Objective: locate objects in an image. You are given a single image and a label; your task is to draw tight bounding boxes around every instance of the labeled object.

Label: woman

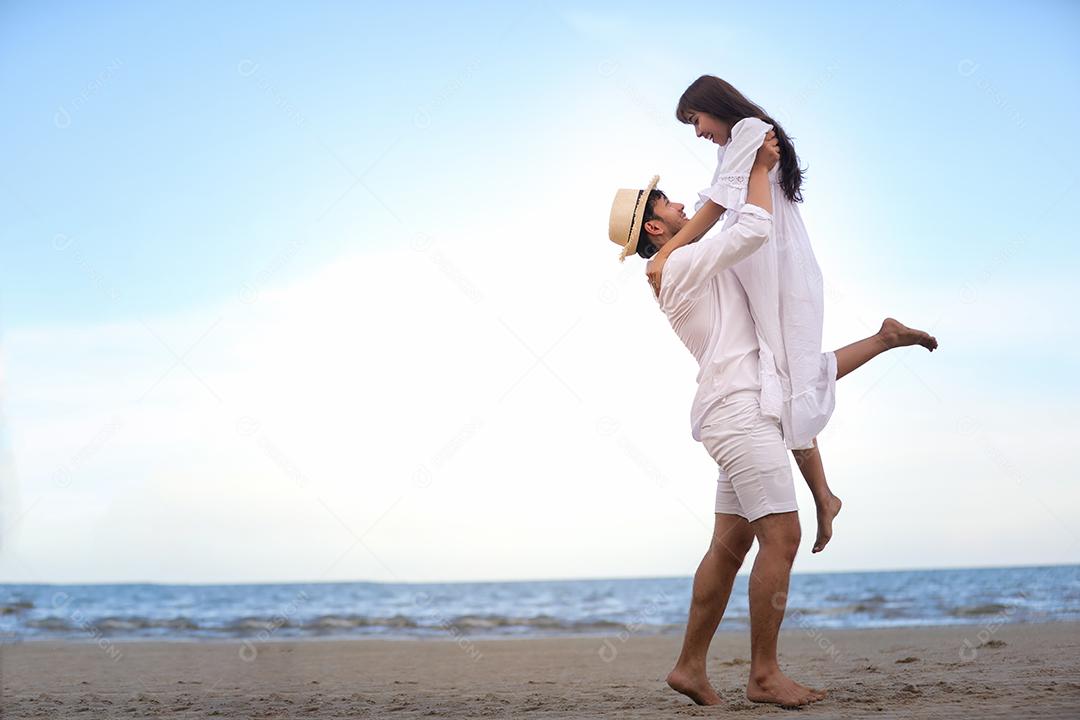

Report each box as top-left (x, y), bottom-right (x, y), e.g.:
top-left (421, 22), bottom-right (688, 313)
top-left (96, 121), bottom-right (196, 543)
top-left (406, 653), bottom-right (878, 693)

top-left (644, 75), bottom-right (939, 552)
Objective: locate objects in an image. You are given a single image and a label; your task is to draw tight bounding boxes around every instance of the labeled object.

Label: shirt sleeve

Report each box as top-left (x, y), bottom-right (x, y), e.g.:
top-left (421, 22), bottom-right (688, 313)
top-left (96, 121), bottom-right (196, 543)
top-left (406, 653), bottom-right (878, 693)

top-left (696, 117), bottom-right (773, 212)
top-left (661, 203), bottom-right (773, 303)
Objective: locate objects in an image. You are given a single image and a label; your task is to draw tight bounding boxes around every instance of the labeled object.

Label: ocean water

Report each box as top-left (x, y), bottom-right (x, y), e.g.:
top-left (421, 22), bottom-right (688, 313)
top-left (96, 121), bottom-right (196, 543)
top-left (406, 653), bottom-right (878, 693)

top-left (1, 565), bottom-right (1077, 642)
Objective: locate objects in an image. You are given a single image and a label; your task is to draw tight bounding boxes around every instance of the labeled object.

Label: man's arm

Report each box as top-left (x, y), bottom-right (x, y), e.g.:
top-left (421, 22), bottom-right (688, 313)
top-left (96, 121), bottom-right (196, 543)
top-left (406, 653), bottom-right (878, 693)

top-left (647, 130), bottom-right (778, 293)
top-left (647, 140), bottom-right (778, 299)
top-left (652, 126), bottom-right (776, 262)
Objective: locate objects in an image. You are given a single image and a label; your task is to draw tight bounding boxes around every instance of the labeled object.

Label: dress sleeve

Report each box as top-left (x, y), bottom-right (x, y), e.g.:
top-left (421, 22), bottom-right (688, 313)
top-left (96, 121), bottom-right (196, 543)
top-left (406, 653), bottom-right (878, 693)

top-left (696, 117), bottom-right (773, 212)
top-left (661, 203), bottom-right (773, 302)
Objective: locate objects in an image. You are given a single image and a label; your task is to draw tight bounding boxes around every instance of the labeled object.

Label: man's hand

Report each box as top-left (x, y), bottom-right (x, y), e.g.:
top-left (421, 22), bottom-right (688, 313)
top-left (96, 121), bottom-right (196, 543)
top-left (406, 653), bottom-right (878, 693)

top-left (755, 130), bottom-right (780, 170)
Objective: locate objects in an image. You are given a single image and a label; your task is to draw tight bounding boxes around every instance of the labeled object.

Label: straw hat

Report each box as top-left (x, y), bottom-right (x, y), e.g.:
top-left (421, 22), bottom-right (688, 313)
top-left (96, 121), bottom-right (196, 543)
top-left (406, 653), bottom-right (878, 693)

top-left (608, 175), bottom-right (659, 262)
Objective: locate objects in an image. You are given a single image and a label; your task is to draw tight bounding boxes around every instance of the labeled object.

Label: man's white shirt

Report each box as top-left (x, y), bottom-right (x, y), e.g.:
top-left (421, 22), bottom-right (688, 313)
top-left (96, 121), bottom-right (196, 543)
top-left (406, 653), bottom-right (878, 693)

top-left (654, 203), bottom-right (773, 442)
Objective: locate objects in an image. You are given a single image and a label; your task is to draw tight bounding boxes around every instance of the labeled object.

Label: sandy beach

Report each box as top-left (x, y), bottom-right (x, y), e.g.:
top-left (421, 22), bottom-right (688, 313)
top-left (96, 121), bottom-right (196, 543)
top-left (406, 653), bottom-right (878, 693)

top-left (2, 621), bottom-right (1078, 718)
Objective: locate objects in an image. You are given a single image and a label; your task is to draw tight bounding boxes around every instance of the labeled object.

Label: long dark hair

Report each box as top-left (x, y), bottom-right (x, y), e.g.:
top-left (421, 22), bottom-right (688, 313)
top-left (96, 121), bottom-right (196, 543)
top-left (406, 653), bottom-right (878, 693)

top-left (676, 75), bottom-right (805, 204)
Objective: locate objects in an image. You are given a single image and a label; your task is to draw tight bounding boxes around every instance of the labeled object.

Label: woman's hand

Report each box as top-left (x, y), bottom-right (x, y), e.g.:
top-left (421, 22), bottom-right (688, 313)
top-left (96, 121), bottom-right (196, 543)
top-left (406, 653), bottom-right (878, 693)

top-left (646, 255), bottom-right (665, 299)
top-left (754, 130), bottom-right (780, 170)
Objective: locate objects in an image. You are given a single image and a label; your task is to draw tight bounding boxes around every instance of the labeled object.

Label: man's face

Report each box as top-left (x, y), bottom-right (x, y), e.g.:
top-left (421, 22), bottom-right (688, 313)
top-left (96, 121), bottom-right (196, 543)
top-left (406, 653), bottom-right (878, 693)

top-left (646, 195), bottom-right (688, 243)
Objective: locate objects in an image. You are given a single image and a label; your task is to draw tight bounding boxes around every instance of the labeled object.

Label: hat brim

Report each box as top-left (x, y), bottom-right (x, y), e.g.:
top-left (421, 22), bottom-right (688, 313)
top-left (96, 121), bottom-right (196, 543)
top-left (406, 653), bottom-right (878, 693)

top-left (617, 175), bottom-right (660, 262)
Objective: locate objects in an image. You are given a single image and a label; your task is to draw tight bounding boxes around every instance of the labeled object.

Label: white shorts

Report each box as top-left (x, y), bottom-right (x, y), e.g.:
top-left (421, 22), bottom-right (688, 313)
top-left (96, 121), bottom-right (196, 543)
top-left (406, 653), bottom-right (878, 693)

top-left (699, 389), bottom-right (798, 523)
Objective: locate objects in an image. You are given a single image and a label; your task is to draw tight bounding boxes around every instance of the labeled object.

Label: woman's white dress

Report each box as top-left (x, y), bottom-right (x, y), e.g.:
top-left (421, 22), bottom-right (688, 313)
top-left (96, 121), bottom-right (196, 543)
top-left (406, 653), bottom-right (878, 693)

top-left (694, 117), bottom-right (836, 451)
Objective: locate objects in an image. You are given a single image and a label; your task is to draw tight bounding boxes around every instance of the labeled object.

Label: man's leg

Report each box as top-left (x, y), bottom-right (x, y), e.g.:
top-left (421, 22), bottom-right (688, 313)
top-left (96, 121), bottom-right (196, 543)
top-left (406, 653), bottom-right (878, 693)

top-left (745, 510), bottom-right (825, 707)
top-left (666, 512), bottom-right (755, 706)
top-left (834, 318), bottom-right (937, 381)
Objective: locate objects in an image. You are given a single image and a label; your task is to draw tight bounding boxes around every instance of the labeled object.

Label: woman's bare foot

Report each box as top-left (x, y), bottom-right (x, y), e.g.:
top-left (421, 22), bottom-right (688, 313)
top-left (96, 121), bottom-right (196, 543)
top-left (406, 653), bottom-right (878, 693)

top-left (746, 670), bottom-right (826, 708)
top-left (812, 494), bottom-right (842, 553)
top-left (666, 665), bottom-right (723, 705)
top-left (879, 317), bottom-right (938, 351)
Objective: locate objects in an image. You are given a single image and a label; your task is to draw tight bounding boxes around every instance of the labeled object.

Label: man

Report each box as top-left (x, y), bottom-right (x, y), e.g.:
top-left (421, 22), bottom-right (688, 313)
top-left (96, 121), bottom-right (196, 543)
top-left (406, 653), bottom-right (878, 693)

top-left (606, 135), bottom-right (826, 708)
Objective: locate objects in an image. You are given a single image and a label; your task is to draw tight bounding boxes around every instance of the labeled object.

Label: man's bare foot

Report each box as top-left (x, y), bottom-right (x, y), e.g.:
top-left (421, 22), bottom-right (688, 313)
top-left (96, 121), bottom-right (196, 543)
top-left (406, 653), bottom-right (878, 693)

top-left (747, 670), bottom-right (826, 708)
top-left (666, 666), bottom-right (723, 705)
top-left (812, 494), bottom-right (842, 553)
top-left (879, 317), bottom-right (938, 351)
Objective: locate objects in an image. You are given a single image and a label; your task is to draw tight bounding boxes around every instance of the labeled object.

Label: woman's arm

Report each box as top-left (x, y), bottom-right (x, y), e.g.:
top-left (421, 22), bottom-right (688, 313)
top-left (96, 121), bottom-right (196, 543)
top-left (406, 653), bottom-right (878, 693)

top-left (647, 133), bottom-right (778, 293)
top-left (647, 140), bottom-right (779, 299)
top-left (745, 146), bottom-right (774, 214)
top-left (650, 125), bottom-right (777, 265)
top-left (659, 199), bottom-right (725, 256)
top-left (645, 200), bottom-right (725, 295)
top-left (649, 197), bottom-right (772, 301)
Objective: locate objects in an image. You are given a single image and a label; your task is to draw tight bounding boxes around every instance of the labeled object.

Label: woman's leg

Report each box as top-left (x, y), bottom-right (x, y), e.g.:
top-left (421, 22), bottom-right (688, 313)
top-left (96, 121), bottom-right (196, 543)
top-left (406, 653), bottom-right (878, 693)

top-left (834, 318), bottom-right (937, 381)
top-left (795, 319), bottom-right (935, 553)
top-left (791, 439), bottom-right (841, 553)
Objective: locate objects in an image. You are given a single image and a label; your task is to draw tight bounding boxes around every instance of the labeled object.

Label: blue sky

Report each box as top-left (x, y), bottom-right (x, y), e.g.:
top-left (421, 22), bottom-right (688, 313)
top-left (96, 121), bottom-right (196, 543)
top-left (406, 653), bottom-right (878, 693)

top-left (1, 0), bottom-right (1077, 583)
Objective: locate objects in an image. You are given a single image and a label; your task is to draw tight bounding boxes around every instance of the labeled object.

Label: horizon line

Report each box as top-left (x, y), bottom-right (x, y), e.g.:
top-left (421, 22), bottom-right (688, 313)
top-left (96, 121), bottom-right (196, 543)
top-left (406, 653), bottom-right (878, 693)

top-left (2, 561), bottom-right (1075, 588)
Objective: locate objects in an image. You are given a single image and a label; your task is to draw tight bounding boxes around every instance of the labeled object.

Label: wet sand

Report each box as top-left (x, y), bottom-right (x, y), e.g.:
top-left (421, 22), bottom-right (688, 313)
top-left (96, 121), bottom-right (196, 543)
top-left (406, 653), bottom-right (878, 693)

top-left (2, 621), bottom-right (1079, 718)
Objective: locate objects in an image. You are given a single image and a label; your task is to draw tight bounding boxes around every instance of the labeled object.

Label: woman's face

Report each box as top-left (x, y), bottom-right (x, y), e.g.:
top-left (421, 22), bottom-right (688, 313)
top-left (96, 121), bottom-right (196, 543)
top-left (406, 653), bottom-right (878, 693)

top-left (688, 111), bottom-right (731, 145)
